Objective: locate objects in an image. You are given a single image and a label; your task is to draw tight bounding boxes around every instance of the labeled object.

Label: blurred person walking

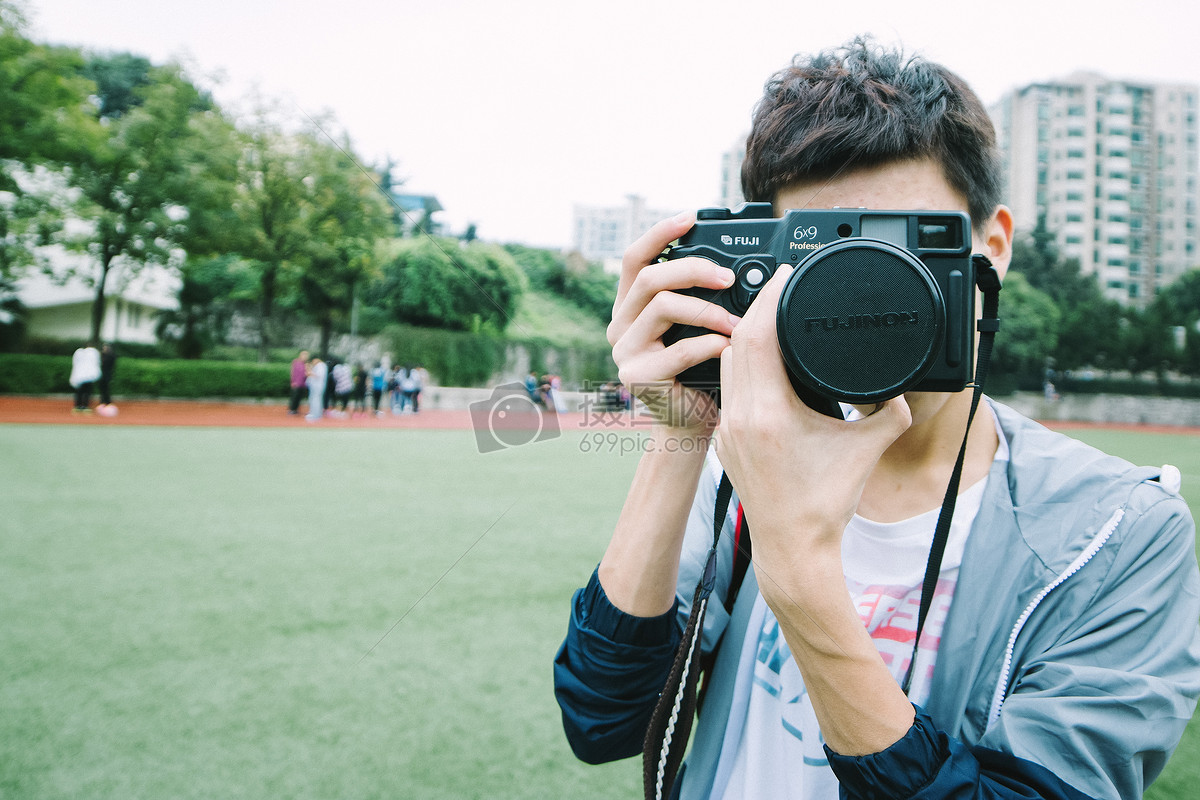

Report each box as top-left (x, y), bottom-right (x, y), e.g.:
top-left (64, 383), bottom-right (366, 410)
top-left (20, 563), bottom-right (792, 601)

top-left (97, 343), bottom-right (118, 412)
top-left (305, 356), bottom-right (327, 422)
top-left (288, 350), bottom-right (309, 415)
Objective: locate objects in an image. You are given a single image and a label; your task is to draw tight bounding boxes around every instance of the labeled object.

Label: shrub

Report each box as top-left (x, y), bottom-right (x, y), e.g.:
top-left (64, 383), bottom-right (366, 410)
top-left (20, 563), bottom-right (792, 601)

top-left (0, 354), bottom-right (288, 399)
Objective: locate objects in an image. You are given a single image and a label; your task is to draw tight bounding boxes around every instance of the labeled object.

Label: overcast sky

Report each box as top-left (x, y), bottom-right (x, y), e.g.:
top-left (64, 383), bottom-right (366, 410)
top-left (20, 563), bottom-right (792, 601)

top-left (22, 0), bottom-right (1200, 249)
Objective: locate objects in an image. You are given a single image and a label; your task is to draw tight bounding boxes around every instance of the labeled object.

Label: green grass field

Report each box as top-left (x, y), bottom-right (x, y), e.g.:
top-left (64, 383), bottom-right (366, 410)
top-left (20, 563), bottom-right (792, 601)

top-left (0, 422), bottom-right (1197, 799)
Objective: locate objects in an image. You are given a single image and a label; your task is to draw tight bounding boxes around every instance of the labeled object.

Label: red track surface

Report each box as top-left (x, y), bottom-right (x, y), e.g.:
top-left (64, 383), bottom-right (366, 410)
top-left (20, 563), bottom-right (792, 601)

top-left (0, 395), bottom-right (616, 432)
top-left (1, 395), bottom-right (1198, 435)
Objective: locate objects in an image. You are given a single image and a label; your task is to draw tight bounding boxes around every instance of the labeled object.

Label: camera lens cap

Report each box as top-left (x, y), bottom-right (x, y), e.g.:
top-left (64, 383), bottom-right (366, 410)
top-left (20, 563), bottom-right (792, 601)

top-left (775, 240), bottom-right (945, 404)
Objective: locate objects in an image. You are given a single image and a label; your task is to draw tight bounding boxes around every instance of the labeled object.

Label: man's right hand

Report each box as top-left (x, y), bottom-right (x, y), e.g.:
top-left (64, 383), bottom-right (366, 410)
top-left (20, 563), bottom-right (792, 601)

top-left (607, 211), bottom-right (739, 433)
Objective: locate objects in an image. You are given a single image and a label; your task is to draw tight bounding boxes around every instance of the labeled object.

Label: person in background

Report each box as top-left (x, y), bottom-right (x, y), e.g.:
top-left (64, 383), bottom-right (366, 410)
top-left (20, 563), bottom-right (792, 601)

top-left (69, 341), bottom-right (102, 413)
top-left (351, 362), bottom-right (368, 417)
top-left (288, 349), bottom-right (310, 415)
top-left (96, 343), bottom-right (117, 412)
top-left (370, 362), bottom-right (386, 417)
top-left (331, 359), bottom-right (353, 416)
top-left (305, 356), bottom-right (327, 422)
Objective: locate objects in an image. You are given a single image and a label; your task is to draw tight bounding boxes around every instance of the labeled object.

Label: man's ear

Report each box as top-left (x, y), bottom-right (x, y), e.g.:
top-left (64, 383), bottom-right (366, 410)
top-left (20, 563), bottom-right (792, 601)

top-left (983, 205), bottom-right (1014, 281)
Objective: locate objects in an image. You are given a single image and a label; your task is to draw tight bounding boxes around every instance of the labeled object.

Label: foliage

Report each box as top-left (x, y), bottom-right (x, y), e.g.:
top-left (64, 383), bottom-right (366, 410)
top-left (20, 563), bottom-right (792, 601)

top-left (505, 243), bottom-right (617, 322)
top-left (367, 238), bottom-right (526, 333)
top-left (1002, 216), bottom-right (1200, 379)
top-left (0, 5), bottom-right (95, 277)
top-left (81, 50), bottom-right (153, 118)
top-left (0, 5), bottom-right (95, 172)
top-left (0, 17), bottom-right (621, 375)
top-left (221, 109), bottom-right (315, 359)
top-left (380, 323), bottom-right (507, 387)
top-left (290, 129), bottom-right (393, 358)
top-left (990, 271), bottom-right (1059, 383)
top-left (0, 352), bottom-right (287, 397)
top-left (156, 254), bottom-right (258, 358)
top-left (63, 59), bottom-right (216, 342)
top-left (1147, 269), bottom-right (1200, 376)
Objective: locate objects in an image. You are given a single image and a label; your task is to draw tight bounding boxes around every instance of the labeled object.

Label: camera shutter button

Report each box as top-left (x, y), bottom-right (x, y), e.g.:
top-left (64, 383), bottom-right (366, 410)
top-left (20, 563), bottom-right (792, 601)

top-left (731, 263), bottom-right (768, 313)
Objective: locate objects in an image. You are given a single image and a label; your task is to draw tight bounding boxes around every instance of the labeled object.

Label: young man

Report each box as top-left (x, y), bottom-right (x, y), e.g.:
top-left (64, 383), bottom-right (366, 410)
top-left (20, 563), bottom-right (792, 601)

top-left (553, 39), bottom-right (1200, 800)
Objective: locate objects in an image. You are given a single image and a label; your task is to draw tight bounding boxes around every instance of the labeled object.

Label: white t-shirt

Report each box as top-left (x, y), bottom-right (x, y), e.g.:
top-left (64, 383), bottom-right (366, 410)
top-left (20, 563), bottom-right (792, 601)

top-left (714, 417), bottom-right (1009, 800)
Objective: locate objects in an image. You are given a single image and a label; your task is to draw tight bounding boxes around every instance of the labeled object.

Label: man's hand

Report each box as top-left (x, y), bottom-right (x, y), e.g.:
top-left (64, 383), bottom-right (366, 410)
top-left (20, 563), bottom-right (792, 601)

top-left (607, 211), bottom-right (739, 434)
top-left (715, 264), bottom-right (911, 564)
top-left (714, 264), bottom-right (916, 756)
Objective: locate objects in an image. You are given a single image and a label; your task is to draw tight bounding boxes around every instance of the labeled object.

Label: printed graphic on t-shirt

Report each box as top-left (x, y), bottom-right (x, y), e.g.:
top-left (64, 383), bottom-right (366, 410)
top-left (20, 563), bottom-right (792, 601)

top-left (849, 576), bottom-right (957, 697)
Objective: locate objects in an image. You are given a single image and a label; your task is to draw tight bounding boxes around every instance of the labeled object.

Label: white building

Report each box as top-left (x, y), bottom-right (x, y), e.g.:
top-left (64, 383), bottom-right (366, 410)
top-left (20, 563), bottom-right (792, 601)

top-left (719, 134), bottom-right (748, 210)
top-left (991, 73), bottom-right (1198, 306)
top-left (572, 194), bottom-right (674, 268)
top-left (14, 251), bottom-right (180, 345)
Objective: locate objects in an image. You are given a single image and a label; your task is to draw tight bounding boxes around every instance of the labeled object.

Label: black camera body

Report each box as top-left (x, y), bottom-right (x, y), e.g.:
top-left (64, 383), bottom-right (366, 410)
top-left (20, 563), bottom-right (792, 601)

top-left (662, 203), bottom-right (979, 413)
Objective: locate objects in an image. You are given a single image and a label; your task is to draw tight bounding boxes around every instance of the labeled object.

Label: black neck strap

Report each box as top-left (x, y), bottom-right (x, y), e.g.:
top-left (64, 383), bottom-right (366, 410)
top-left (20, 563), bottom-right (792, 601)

top-left (901, 254), bottom-right (1001, 693)
top-left (643, 256), bottom-right (1001, 798)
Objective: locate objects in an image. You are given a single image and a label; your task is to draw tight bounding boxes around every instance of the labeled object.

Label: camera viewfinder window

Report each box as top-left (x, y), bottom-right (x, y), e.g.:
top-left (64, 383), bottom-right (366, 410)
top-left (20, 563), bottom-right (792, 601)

top-left (917, 218), bottom-right (962, 249)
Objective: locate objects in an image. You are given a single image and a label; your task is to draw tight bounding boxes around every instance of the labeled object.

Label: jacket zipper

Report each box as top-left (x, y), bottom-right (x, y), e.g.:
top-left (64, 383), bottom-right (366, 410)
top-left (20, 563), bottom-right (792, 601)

top-left (987, 507), bottom-right (1126, 724)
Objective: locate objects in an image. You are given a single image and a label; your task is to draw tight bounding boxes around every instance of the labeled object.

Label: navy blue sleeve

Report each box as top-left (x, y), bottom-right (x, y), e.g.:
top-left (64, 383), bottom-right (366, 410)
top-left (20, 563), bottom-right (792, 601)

top-left (825, 708), bottom-right (1096, 800)
top-left (553, 568), bottom-right (682, 764)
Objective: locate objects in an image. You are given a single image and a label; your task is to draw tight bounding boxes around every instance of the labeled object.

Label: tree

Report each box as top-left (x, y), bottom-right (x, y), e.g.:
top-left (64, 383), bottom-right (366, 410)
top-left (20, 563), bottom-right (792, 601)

top-left (155, 254), bottom-right (255, 358)
top-left (224, 110), bottom-right (313, 361)
top-left (1009, 215), bottom-right (1115, 372)
top-left (991, 271), bottom-right (1060, 386)
top-left (368, 237), bottom-right (525, 332)
top-left (82, 51), bottom-right (152, 118)
top-left (65, 59), bottom-right (212, 342)
top-left (0, 4), bottom-right (96, 279)
top-left (291, 131), bottom-right (392, 358)
top-left (1147, 268), bottom-right (1200, 377)
top-left (504, 243), bottom-right (617, 321)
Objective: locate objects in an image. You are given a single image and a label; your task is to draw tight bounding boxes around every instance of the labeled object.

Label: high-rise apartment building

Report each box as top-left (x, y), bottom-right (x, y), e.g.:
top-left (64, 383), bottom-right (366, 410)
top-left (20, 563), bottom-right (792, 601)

top-left (573, 194), bottom-right (674, 265)
top-left (991, 73), bottom-right (1198, 306)
top-left (719, 135), bottom-right (747, 210)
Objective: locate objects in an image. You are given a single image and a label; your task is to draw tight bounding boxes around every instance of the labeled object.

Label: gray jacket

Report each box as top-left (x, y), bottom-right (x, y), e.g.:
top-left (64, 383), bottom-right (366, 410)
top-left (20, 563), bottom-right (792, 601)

top-left (676, 400), bottom-right (1200, 800)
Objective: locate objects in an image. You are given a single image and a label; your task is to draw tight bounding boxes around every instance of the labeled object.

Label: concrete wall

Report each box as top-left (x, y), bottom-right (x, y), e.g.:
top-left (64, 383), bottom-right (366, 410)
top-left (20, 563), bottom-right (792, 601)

top-left (999, 391), bottom-right (1200, 428)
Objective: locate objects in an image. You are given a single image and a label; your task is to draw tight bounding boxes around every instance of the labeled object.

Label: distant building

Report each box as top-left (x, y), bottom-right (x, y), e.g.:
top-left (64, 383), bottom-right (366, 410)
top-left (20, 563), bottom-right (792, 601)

top-left (573, 194), bottom-right (673, 266)
top-left (991, 73), bottom-right (1198, 306)
top-left (15, 253), bottom-right (179, 345)
top-left (719, 134), bottom-right (748, 210)
top-left (390, 193), bottom-right (444, 235)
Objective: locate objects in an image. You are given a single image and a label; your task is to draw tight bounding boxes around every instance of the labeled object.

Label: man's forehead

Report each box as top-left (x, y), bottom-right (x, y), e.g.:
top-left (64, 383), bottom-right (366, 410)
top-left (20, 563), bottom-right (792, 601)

top-left (774, 159), bottom-right (968, 213)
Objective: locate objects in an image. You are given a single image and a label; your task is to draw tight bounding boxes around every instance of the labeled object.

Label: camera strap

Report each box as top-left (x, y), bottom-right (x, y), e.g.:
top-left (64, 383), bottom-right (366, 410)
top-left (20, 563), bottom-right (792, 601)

top-left (900, 253), bottom-right (1001, 693)
top-left (643, 471), bottom-right (733, 800)
top-left (643, 255), bottom-right (1001, 799)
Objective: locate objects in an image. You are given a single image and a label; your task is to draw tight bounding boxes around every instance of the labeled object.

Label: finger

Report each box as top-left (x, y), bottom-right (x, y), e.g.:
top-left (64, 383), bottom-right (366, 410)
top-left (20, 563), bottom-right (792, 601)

top-left (617, 332), bottom-right (732, 388)
top-left (609, 259), bottom-right (735, 346)
top-left (728, 265), bottom-right (794, 394)
top-left (613, 292), bottom-right (739, 385)
top-left (860, 394), bottom-right (913, 438)
top-left (618, 288), bottom-right (740, 348)
top-left (738, 263), bottom-right (793, 329)
top-left (614, 211), bottom-right (697, 307)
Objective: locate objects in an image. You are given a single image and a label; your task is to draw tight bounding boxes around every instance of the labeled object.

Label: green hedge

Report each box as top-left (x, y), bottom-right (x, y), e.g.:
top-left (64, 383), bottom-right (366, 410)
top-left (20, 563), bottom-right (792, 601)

top-left (0, 354), bottom-right (289, 399)
top-left (379, 323), bottom-right (614, 388)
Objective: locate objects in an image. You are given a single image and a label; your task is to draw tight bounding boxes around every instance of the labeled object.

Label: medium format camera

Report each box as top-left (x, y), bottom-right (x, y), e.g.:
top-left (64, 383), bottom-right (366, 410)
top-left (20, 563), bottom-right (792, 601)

top-left (662, 203), bottom-right (983, 415)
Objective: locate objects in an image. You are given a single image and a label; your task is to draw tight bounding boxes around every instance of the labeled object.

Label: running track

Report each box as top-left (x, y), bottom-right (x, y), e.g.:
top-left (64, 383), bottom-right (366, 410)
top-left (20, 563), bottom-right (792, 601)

top-left (1, 395), bottom-right (1198, 436)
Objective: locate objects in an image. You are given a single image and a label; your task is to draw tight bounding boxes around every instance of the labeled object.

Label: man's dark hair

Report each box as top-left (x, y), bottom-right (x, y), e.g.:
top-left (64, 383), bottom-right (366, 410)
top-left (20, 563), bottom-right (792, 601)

top-left (741, 37), bottom-right (1002, 226)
